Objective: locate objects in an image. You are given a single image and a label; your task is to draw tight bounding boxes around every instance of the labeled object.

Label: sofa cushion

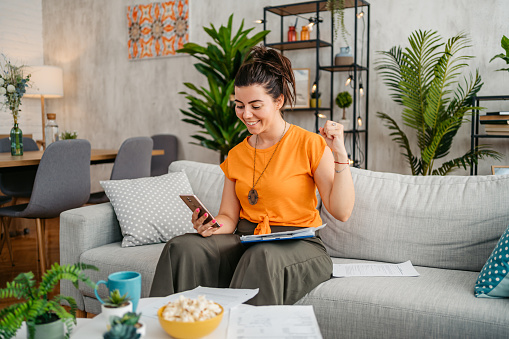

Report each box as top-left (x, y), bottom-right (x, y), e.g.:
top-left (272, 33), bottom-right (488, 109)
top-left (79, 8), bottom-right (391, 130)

top-left (297, 258), bottom-right (509, 339)
top-left (475, 224), bottom-right (509, 298)
top-left (80, 242), bottom-right (166, 303)
top-left (169, 160), bottom-right (225, 216)
top-left (321, 168), bottom-right (509, 271)
top-left (101, 172), bottom-right (194, 247)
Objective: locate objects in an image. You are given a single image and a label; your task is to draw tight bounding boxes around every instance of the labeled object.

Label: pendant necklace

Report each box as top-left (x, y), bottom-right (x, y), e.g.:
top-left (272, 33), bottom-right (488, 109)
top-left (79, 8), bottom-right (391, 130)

top-left (248, 121), bottom-right (287, 205)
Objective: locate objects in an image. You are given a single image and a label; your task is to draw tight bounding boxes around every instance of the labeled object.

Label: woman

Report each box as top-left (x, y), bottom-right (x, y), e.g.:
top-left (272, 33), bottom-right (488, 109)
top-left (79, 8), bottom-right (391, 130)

top-left (150, 46), bottom-right (355, 305)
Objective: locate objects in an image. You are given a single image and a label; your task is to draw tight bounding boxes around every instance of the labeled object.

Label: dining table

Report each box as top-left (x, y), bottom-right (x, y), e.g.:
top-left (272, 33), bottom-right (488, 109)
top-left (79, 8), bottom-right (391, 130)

top-left (0, 149), bottom-right (164, 171)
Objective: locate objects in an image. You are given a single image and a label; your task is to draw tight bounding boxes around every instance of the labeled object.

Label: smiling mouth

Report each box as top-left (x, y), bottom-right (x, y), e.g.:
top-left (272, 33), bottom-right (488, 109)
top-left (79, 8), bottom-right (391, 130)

top-left (245, 121), bottom-right (260, 126)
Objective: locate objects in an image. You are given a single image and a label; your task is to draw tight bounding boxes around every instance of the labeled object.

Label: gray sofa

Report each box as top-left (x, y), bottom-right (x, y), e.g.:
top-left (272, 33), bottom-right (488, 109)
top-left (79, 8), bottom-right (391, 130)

top-left (61, 160), bottom-right (509, 338)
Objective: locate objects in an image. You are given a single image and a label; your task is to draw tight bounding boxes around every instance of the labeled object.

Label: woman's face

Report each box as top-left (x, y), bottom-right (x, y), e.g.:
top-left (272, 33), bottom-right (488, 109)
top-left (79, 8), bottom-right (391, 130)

top-left (234, 85), bottom-right (283, 135)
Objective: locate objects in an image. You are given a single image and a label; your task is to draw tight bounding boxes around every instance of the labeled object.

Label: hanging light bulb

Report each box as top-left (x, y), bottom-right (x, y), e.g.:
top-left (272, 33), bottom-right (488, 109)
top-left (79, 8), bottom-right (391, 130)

top-left (345, 75), bottom-right (353, 87)
top-left (253, 19), bottom-right (265, 24)
top-left (356, 11), bottom-right (364, 19)
top-left (359, 84), bottom-right (364, 96)
top-left (311, 82), bottom-right (317, 94)
top-left (317, 113), bottom-right (327, 118)
top-left (357, 116), bottom-right (363, 127)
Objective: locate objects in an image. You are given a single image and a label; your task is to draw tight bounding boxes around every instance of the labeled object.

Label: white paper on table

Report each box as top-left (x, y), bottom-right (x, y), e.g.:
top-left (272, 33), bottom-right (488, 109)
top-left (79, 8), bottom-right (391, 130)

top-left (227, 304), bottom-right (322, 339)
top-left (138, 286), bottom-right (259, 319)
top-left (333, 260), bottom-right (420, 277)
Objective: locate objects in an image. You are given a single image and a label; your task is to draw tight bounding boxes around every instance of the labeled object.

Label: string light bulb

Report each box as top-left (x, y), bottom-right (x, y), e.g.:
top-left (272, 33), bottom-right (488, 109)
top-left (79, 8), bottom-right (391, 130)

top-left (345, 75), bottom-right (353, 87)
top-left (356, 11), bottom-right (364, 19)
top-left (359, 84), bottom-right (364, 96)
top-left (357, 116), bottom-right (363, 127)
top-left (317, 113), bottom-right (327, 118)
top-left (253, 19), bottom-right (265, 24)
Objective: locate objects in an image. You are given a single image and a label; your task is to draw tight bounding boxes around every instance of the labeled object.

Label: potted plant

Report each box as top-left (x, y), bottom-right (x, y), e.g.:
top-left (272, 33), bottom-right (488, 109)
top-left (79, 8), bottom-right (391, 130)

top-left (326, 0), bottom-right (349, 44)
top-left (335, 91), bottom-right (352, 130)
top-left (490, 35), bottom-right (509, 72)
top-left (0, 262), bottom-right (98, 339)
top-left (310, 82), bottom-right (321, 108)
top-left (60, 130), bottom-right (78, 140)
top-left (105, 312), bottom-right (145, 338)
top-left (376, 30), bottom-right (501, 175)
top-left (100, 289), bottom-right (133, 325)
top-left (177, 14), bottom-right (269, 162)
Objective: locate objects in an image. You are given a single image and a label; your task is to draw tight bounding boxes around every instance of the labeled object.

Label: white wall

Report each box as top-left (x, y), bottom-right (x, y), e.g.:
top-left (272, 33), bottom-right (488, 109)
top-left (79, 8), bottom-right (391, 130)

top-left (3, 0), bottom-right (508, 187)
top-left (0, 0), bottom-right (45, 140)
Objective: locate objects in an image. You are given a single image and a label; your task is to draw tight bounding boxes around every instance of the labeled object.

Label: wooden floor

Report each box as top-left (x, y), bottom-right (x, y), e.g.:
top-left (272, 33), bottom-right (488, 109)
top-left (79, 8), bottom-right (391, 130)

top-left (0, 215), bottom-right (61, 311)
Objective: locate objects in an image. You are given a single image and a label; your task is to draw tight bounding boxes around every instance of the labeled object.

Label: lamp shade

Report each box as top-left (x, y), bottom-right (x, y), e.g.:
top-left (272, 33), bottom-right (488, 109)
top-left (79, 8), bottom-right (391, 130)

top-left (25, 66), bottom-right (63, 98)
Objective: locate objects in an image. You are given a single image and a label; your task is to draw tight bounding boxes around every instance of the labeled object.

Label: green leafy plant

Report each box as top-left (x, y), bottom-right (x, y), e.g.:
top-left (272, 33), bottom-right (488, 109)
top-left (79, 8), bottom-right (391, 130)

top-left (178, 14), bottom-right (270, 162)
top-left (490, 35), bottom-right (509, 72)
top-left (0, 262), bottom-right (98, 339)
top-left (60, 130), bottom-right (78, 140)
top-left (335, 91), bottom-right (352, 120)
top-left (376, 30), bottom-right (502, 175)
top-left (104, 289), bottom-right (131, 308)
top-left (103, 323), bottom-right (140, 339)
top-left (109, 312), bottom-right (141, 327)
top-left (0, 54), bottom-right (31, 124)
top-left (326, 0), bottom-right (349, 44)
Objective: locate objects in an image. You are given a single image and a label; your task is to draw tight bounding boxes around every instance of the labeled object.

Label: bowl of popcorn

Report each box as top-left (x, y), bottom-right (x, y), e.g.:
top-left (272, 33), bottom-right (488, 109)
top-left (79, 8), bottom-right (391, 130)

top-left (157, 295), bottom-right (224, 339)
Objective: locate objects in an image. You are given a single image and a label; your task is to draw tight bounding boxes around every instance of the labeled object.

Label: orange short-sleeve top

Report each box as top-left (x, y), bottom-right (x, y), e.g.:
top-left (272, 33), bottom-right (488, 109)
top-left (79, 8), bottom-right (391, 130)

top-left (220, 124), bottom-right (326, 234)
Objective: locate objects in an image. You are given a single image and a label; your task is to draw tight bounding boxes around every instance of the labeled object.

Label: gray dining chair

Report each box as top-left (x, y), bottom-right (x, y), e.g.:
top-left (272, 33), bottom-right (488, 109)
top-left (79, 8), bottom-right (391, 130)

top-left (0, 139), bottom-right (91, 273)
top-left (87, 137), bottom-right (153, 204)
top-left (150, 134), bottom-right (178, 176)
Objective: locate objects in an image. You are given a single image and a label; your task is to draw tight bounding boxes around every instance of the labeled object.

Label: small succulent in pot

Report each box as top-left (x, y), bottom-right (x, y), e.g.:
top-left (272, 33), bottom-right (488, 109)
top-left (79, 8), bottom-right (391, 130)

top-left (106, 312), bottom-right (145, 338)
top-left (104, 289), bottom-right (131, 308)
top-left (103, 323), bottom-right (140, 339)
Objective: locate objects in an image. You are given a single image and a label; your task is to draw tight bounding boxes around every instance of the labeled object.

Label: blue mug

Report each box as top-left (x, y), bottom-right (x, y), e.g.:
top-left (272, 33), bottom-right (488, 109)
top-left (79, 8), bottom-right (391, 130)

top-left (94, 271), bottom-right (142, 312)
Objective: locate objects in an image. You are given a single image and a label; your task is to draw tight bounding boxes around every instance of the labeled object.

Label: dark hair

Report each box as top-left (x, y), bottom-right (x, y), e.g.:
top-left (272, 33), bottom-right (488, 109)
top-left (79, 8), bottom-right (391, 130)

top-left (235, 45), bottom-right (296, 109)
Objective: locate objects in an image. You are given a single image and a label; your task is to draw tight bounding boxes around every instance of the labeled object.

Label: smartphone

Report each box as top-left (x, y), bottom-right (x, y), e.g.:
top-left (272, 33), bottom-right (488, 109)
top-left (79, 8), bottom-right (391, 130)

top-left (179, 194), bottom-right (220, 228)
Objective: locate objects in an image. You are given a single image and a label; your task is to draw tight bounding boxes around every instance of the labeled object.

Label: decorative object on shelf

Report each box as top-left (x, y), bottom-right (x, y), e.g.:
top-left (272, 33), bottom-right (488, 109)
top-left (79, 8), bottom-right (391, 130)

top-left (310, 82), bottom-right (321, 107)
top-left (288, 25), bottom-right (297, 41)
top-left (127, 0), bottom-right (189, 60)
top-left (326, 0), bottom-right (349, 44)
top-left (0, 262), bottom-right (98, 339)
top-left (178, 14), bottom-right (269, 163)
top-left (336, 91), bottom-right (352, 129)
top-left (376, 30), bottom-right (501, 175)
top-left (106, 312), bottom-right (145, 338)
top-left (45, 113), bottom-right (59, 147)
top-left (61, 130), bottom-right (78, 140)
top-left (490, 35), bottom-right (509, 72)
top-left (301, 25), bottom-right (310, 40)
top-left (25, 65), bottom-right (63, 149)
top-left (0, 55), bottom-right (31, 156)
top-left (335, 46), bottom-right (353, 66)
top-left (492, 165), bottom-right (509, 175)
top-left (293, 68), bottom-right (311, 108)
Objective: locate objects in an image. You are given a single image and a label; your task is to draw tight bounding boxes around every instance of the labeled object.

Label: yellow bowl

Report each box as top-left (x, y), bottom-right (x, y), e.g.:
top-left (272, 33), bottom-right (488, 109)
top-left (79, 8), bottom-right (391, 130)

top-left (157, 303), bottom-right (224, 339)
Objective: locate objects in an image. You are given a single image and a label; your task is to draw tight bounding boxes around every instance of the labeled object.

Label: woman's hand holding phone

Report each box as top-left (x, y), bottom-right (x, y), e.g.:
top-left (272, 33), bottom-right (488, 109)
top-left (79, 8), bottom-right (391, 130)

top-left (192, 208), bottom-right (222, 237)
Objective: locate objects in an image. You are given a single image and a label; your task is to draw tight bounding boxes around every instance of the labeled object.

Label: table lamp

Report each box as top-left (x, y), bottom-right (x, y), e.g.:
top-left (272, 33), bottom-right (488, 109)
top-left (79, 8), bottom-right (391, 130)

top-left (25, 66), bottom-right (64, 148)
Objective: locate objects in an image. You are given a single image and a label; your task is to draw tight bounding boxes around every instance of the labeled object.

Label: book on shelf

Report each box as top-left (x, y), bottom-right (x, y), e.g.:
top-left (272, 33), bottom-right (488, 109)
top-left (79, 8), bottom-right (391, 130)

top-left (485, 131), bottom-right (509, 135)
top-left (484, 126), bottom-right (509, 132)
top-left (480, 115), bottom-right (509, 121)
top-left (486, 111), bottom-right (509, 116)
top-left (480, 119), bottom-right (509, 125)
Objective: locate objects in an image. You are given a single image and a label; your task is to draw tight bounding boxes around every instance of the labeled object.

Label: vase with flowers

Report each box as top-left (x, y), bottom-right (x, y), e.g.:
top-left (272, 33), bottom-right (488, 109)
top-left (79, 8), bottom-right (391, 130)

top-left (0, 55), bottom-right (31, 155)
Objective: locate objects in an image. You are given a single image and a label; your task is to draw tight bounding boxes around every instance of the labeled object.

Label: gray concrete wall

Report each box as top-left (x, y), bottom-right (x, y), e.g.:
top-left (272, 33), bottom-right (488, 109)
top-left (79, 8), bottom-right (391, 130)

top-left (37, 0), bottom-right (509, 189)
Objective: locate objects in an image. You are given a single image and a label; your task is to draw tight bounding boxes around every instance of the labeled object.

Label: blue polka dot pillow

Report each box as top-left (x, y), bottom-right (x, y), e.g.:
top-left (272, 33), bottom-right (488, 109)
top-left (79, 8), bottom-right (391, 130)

top-left (475, 225), bottom-right (509, 298)
top-left (101, 171), bottom-right (195, 247)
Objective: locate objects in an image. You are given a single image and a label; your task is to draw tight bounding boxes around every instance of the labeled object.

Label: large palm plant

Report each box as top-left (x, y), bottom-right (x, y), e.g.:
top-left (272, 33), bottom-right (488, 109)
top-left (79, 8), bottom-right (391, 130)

top-left (376, 30), bottom-right (501, 175)
top-left (178, 14), bottom-right (269, 162)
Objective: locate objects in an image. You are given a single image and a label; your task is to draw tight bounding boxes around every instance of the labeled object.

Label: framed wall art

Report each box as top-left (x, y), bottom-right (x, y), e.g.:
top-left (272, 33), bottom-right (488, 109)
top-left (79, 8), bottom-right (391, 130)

top-left (127, 0), bottom-right (189, 60)
top-left (292, 68), bottom-right (310, 108)
top-left (492, 165), bottom-right (509, 175)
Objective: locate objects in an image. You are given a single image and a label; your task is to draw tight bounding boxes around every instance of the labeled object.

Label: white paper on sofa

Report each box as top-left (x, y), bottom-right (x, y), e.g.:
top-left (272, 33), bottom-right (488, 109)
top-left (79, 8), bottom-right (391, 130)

top-left (333, 260), bottom-right (420, 277)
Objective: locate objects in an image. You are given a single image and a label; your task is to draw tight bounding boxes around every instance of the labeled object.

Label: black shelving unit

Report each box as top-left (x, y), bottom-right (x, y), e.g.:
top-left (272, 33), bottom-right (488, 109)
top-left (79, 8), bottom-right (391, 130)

top-left (263, 0), bottom-right (370, 168)
top-left (470, 95), bottom-right (509, 175)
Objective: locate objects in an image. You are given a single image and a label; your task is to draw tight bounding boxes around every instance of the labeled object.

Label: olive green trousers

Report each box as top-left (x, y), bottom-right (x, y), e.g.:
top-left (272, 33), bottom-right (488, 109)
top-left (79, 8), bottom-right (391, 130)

top-left (149, 219), bottom-right (332, 305)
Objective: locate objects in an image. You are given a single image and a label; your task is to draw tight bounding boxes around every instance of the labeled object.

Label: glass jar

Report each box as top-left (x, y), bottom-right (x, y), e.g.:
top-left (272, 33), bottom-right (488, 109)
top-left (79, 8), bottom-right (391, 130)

top-left (45, 113), bottom-right (59, 148)
top-left (301, 26), bottom-right (310, 40)
top-left (287, 26), bottom-right (296, 42)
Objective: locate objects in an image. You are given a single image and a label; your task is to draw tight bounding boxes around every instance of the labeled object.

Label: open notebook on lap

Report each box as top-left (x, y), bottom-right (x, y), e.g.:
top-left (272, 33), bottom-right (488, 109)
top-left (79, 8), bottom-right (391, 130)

top-left (240, 224), bottom-right (326, 244)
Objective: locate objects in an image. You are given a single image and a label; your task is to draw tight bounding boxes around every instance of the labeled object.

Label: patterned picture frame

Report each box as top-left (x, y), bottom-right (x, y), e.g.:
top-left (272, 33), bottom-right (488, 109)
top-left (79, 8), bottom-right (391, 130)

top-left (127, 0), bottom-right (189, 60)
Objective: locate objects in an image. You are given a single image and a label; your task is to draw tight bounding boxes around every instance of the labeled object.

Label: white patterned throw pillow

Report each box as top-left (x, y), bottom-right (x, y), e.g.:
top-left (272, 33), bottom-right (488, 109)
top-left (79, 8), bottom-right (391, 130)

top-left (101, 171), bottom-right (195, 247)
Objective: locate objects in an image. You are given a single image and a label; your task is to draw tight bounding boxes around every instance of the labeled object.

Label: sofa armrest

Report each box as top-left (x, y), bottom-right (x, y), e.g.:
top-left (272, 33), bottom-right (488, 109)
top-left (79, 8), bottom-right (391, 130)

top-left (59, 203), bottom-right (122, 310)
